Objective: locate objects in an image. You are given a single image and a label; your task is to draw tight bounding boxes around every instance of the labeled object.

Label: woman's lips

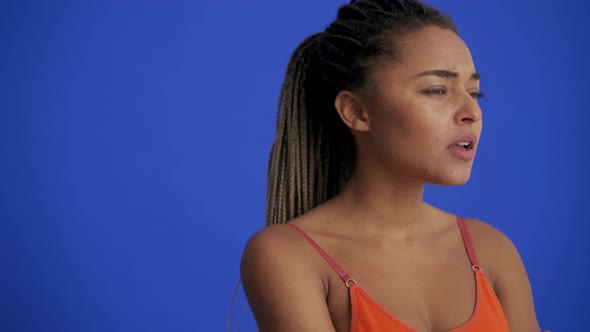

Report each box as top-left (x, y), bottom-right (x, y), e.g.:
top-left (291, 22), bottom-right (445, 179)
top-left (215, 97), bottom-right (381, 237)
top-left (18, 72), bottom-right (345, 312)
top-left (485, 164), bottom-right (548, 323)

top-left (447, 133), bottom-right (478, 161)
top-left (448, 145), bottom-right (476, 161)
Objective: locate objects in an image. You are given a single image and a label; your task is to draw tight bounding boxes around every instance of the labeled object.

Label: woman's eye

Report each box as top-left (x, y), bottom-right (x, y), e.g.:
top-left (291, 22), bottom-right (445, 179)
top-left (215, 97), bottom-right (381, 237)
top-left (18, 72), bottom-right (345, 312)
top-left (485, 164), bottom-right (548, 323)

top-left (424, 89), bottom-right (485, 100)
top-left (470, 91), bottom-right (485, 100)
top-left (425, 89), bottom-right (446, 96)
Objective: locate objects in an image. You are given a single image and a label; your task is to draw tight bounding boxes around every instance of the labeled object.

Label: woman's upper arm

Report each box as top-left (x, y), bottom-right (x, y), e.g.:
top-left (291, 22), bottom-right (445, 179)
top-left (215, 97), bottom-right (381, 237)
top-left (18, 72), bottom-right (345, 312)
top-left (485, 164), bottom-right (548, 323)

top-left (240, 226), bottom-right (337, 332)
top-left (491, 230), bottom-right (541, 332)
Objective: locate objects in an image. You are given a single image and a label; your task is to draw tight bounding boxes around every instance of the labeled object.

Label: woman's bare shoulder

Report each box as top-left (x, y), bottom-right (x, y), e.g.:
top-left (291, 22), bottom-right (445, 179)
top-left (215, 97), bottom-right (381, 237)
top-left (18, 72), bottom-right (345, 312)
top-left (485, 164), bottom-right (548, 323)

top-left (460, 217), bottom-right (521, 284)
top-left (240, 222), bottom-right (336, 331)
top-left (461, 217), bottom-right (541, 330)
top-left (461, 217), bottom-right (511, 247)
top-left (243, 223), bottom-right (300, 249)
top-left (241, 204), bottom-right (335, 269)
top-left (242, 224), bottom-right (314, 264)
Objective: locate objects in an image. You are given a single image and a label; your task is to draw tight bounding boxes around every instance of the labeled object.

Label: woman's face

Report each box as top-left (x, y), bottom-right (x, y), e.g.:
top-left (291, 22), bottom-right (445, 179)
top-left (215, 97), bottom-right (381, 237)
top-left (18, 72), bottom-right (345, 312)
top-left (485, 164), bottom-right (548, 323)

top-left (358, 25), bottom-right (483, 186)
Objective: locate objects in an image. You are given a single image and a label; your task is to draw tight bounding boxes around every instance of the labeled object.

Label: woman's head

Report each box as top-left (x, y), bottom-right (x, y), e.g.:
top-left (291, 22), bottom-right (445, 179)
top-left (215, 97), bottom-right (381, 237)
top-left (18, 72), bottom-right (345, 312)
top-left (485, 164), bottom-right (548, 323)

top-left (266, 0), bottom-right (481, 225)
top-left (336, 25), bottom-right (482, 189)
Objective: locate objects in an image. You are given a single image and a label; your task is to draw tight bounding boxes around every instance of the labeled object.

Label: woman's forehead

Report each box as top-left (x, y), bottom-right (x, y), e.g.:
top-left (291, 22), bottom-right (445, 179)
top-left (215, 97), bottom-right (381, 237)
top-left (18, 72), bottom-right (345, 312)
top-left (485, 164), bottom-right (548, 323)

top-left (381, 26), bottom-right (476, 78)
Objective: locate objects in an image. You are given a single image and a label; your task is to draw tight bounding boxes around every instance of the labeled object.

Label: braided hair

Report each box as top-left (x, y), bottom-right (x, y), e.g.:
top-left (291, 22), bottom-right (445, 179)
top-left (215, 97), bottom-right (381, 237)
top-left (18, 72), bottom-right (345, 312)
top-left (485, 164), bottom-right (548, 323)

top-left (266, 0), bottom-right (457, 226)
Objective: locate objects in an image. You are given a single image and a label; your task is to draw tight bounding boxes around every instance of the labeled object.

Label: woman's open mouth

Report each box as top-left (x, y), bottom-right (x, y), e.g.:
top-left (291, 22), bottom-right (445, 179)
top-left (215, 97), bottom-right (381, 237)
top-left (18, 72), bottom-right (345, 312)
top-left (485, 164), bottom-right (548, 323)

top-left (448, 134), bottom-right (477, 161)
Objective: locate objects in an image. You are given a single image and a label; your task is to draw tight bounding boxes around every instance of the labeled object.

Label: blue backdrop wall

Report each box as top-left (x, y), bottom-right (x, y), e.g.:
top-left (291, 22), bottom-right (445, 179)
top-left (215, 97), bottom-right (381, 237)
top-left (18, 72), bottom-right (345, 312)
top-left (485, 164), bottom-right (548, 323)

top-left (2, 0), bottom-right (589, 331)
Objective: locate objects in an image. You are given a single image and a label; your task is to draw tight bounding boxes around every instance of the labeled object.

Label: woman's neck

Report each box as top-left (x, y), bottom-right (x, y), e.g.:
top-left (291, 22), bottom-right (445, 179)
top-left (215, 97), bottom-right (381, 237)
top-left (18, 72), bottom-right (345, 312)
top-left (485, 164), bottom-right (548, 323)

top-left (331, 168), bottom-right (431, 239)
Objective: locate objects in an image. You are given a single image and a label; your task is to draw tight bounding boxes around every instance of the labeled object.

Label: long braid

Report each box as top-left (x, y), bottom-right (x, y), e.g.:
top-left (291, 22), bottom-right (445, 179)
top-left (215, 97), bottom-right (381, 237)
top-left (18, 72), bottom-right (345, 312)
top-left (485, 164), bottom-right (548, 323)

top-left (266, 34), bottom-right (320, 225)
top-left (265, 0), bottom-right (457, 226)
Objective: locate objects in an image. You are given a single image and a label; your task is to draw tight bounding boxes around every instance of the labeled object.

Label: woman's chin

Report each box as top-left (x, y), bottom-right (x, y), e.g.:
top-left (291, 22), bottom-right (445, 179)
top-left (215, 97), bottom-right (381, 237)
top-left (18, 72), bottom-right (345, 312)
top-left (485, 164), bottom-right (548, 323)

top-left (427, 172), bottom-right (472, 186)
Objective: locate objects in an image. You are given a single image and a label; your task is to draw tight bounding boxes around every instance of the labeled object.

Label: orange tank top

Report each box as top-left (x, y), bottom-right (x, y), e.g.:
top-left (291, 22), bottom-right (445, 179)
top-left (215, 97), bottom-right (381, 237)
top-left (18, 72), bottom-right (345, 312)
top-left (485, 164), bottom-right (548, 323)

top-left (288, 216), bottom-right (510, 332)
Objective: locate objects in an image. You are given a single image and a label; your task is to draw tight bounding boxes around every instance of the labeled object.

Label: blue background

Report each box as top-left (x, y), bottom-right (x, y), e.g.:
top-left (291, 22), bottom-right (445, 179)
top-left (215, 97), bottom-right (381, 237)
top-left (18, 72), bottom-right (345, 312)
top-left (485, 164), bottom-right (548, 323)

top-left (2, 0), bottom-right (588, 331)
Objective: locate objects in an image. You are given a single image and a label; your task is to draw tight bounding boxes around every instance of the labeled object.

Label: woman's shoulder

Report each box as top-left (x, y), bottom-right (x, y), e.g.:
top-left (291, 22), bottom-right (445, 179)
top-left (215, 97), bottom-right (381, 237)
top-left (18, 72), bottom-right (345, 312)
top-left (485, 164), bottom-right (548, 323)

top-left (239, 220), bottom-right (337, 331)
top-left (460, 216), bottom-right (540, 329)
top-left (240, 217), bottom-right (329, 287)
top-left (461, 217), bottom-right (513, 248)
top-left (241, 223), bottom-right (305, 263)
top-left (460, 216), bottom-right (522, 287)
top-left (242, 205), bottom-right (334, 260)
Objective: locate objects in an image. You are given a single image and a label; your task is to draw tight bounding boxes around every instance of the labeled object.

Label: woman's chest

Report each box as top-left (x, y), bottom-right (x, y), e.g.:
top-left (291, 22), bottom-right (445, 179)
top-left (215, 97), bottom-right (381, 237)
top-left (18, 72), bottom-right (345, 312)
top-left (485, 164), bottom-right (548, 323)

top-left (324, 250), bottom-right (480, 332)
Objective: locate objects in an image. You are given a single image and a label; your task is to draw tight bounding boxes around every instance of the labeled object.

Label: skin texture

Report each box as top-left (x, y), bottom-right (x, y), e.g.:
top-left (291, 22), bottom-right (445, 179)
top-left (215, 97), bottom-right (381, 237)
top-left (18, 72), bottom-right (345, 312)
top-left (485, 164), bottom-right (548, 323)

top-left (241, 26), bottom-right (542, 332)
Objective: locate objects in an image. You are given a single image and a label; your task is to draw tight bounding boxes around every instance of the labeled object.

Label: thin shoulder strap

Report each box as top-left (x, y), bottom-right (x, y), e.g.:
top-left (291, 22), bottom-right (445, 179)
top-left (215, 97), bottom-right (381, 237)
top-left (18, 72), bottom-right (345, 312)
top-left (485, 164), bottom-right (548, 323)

top-left (456, 216), bottom-right (481, 270)
top-left (287, 223), bottom-right (356, 287)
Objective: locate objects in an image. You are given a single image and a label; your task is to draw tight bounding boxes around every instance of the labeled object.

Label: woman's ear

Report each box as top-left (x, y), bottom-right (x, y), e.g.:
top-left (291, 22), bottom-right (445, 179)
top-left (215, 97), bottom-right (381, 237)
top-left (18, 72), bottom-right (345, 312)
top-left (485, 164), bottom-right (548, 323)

top-left (334, 90), bottom-right (370, 133)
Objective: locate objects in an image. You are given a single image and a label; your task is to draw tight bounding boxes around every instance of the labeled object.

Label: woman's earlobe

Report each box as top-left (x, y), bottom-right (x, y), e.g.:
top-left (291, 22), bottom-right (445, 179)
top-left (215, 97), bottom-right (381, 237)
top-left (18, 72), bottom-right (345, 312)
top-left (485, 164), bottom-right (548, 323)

top-left (334, 90), bottom-right (371, 132)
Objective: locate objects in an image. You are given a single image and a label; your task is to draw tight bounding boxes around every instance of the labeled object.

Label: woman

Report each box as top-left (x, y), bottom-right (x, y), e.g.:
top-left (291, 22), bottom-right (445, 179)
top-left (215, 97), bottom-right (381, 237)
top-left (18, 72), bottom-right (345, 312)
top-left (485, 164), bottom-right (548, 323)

top-left (241, 0), bottom-right (544, 331)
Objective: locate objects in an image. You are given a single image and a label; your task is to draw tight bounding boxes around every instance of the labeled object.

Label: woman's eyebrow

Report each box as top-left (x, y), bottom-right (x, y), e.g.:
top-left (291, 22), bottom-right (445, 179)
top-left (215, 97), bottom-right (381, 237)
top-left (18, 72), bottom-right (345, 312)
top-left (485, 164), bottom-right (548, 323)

top-left (413, 69), bottom-right (480, 80)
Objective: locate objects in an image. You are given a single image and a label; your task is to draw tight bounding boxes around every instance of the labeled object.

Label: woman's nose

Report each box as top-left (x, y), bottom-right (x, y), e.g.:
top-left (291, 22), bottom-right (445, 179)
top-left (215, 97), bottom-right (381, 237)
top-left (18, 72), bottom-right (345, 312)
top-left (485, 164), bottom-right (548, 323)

top-left (455, 94), bottom-right (482, 124)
